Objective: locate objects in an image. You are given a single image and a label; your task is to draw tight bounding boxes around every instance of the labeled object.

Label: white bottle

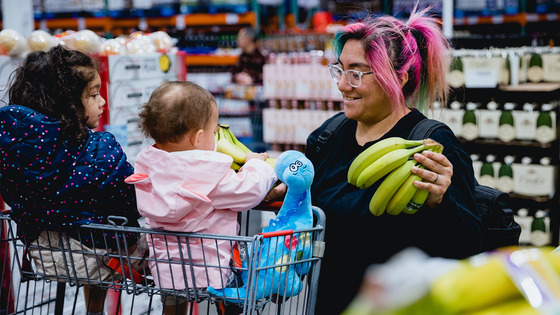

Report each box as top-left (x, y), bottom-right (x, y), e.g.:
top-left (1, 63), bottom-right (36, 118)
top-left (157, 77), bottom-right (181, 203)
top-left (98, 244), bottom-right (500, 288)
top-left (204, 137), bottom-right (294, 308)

top-left (462, 102), bottom-right (478, 141)
top-left (479, 154), bottom-right (496, 188)
top-left (536, 103), bottom-right (555, 144)
top-left (498, 102), bottom-right (516, 142)
top-left (496, 155), bottom-right (514, 193)
top-left (531, 210), bottom-right (550, 247)
top-left (514, 208), bottom-right (531, 245)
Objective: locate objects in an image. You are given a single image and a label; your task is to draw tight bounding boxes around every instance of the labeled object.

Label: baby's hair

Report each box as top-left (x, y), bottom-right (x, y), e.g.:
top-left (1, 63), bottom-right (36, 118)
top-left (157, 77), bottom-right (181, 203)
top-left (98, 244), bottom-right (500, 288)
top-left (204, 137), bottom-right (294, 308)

top-left (7, 45), bottom-right (98, 143)
top-left (139, 81), bottom-right (216, 144)
top-left (333, 6), bottom-right (450, 112)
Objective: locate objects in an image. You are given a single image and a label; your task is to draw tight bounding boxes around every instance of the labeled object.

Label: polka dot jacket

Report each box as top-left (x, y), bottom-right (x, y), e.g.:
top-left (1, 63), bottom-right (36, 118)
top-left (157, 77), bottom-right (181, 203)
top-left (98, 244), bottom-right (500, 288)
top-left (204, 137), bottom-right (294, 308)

top-left (0, 105), bottom-right (140, 250)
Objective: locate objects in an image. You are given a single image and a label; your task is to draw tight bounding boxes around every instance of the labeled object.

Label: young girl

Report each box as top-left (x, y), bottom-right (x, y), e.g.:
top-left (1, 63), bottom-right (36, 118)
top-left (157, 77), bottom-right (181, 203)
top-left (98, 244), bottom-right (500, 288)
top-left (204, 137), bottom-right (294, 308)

top-left (125, 81), bottom-right (277, 315)
top-left (0, 45), bottom-right (141, 315)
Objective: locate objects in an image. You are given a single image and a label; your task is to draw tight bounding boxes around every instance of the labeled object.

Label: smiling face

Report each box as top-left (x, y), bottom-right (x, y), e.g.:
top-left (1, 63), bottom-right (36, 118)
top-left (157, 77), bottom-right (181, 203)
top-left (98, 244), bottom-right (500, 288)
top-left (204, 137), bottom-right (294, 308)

top-left (337, 39), bottom-right (392, 125)
top-left (82, 72), bottom-right (105, 129)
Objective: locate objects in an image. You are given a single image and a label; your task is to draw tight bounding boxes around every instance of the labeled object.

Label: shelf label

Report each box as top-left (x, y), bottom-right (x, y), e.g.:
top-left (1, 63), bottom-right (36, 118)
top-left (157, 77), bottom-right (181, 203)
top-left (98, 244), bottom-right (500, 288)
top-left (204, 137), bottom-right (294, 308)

top-left (542, 54), bottom-right (560, 82)
top-left (492, 15), bottom-right (504, 24)
top-left (139, 17), bottom-right (148, 31)
top-left (526, 13), bottom-right (539, 22)
top-left (546, 13), bottom-right (558, 21)
top-left (78, 17), bottom-right (86, 31)
top-left (175, 14), bottom-right (185, 30)
top-left (225, 14), bottom-right (239, 25)
top-left (467, 16), bottom-right (478, 25)
top-left (462, 57), bottom-right (501, 88)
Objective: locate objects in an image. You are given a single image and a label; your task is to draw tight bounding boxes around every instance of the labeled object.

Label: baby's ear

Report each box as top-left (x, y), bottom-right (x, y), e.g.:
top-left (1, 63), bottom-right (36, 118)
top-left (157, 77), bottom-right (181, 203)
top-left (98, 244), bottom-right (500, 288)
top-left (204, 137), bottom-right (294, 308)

top-left (191, 129), bottom-right (204, 147)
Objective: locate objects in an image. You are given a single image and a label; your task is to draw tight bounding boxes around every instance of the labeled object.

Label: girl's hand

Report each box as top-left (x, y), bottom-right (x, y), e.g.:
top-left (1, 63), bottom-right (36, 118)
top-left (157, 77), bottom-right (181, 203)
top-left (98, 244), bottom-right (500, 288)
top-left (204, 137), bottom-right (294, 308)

top-left (245, 152), bottom-right (268, 162)
top-left (265, 183), bottom-right (287, 201)
top-left (412, 150), bottom-right (453, 208)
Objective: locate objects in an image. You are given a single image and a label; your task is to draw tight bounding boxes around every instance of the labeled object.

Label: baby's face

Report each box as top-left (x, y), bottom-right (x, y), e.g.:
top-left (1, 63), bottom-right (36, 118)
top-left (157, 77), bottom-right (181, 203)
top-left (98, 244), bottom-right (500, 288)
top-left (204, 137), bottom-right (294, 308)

top-left (199, 103), bottom-right (219, 151)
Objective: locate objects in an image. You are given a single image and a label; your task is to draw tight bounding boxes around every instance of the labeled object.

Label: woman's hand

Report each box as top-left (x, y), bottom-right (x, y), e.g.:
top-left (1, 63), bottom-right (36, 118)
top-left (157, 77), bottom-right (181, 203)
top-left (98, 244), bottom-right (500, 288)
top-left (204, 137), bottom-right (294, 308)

top-left (265, 182), bottom-right (287, 201)
top-left (412, 150), bottom-right (453, 208)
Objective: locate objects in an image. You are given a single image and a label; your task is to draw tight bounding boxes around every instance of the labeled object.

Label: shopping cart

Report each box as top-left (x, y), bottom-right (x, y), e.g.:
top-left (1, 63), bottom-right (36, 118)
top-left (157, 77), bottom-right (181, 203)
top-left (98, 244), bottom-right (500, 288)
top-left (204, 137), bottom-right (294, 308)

top-left (0, 204), bottom-right (325, 315)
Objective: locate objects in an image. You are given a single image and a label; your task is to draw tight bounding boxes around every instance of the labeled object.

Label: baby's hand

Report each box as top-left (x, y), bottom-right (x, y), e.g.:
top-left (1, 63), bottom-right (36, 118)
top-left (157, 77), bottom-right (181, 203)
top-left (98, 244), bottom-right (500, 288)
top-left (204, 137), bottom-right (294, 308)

top-left (245, 152), bottom-right (268, 162)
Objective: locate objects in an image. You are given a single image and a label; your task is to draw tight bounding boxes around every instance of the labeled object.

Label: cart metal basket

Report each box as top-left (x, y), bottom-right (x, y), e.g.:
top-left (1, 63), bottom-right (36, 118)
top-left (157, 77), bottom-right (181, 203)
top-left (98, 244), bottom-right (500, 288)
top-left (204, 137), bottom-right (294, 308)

top-left (0, 205), bottom-right (325, 315)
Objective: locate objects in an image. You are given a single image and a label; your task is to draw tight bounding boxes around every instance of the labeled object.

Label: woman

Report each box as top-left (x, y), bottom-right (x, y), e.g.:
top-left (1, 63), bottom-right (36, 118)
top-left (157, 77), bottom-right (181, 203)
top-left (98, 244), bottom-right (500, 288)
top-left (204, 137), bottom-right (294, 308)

top-left (267, 8), bottom-right (483, 314)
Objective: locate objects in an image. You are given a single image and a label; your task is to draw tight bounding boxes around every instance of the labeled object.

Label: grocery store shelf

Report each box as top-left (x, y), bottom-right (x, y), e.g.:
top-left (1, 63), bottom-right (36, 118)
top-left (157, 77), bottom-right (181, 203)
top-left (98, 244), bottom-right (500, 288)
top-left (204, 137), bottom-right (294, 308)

top-left (33, 12), bottom-right (255, 31)
top-left (454, 12), bottom-right (560, 26)
top-left (500, 83), bottom-right (560, 93)
top-left (181, 12), bottom-right (255, 26)
top-left (186, 54), bottom-right (238, 66)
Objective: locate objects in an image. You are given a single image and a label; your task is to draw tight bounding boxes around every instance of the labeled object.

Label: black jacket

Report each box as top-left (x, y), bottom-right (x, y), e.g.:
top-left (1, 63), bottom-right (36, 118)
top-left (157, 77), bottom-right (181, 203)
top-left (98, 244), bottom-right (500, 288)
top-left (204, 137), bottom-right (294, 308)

top-left (306, 109), bottom-right (483, 314)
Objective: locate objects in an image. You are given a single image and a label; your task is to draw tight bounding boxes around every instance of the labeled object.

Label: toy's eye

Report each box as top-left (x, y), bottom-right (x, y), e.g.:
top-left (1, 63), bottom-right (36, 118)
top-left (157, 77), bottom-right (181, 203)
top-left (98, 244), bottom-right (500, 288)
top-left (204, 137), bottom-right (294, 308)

top-left (295, 160), bottom-right (303, 167)
top-left (289, 164), bottom-right (298, 172)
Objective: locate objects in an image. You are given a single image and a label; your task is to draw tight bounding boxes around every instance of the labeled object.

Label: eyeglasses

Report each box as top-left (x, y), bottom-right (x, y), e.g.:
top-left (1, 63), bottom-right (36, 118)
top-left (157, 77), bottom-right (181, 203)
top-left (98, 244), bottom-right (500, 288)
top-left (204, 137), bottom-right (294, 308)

top-left (328, 64), bottom-right (373, 88)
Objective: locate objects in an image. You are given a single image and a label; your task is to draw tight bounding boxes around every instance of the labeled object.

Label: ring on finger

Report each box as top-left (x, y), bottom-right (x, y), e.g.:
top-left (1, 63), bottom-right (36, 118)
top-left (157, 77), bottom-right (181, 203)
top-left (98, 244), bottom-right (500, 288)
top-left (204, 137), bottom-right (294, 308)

top-left (432, 173), bottom-right (439, 184)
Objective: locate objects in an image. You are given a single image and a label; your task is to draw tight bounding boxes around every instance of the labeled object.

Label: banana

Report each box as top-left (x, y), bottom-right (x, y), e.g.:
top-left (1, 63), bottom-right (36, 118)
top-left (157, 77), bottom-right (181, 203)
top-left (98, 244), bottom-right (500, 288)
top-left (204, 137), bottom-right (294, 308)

top-left (356, 144), bottom-right (427, 189)
top-left (430, 255), bottom-right (521, 313)
top-left (231, 161), bottom-right (242, 171)
top-left (402, 144), bottom-right (443, 214)
top-left (464, 298), bottom-right (539, 315)
top-left (266, 158), bottom-right (276, 168)
top-left (216, 138), bottom-right (247, 164)
top-left (385, 171), bottom-right (423, 215)
top-left (404, 183), bottom-right (429, 214)
top-left (369, 160), bottom-right (416, 216)
top-left (223, 127), bottom-right (252, 154)
top-left (348, 137), bottom-right (424, 186)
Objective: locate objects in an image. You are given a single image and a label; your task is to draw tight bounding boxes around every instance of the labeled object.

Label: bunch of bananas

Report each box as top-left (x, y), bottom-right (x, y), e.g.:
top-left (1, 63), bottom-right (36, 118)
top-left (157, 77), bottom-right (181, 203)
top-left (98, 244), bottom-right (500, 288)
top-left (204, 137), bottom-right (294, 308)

top-left (216, 124), bottom-right (275, 170)
top-left (347, 137), bottom-right (443, 216)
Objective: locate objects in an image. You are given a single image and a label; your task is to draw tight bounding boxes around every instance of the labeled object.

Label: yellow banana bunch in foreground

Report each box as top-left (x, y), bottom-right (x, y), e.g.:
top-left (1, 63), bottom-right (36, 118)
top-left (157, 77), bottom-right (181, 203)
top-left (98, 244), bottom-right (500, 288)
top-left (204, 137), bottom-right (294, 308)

top-left (430, 247), bottom-right (560, 314)
top-left (216, 124), bottom-right (275, 170)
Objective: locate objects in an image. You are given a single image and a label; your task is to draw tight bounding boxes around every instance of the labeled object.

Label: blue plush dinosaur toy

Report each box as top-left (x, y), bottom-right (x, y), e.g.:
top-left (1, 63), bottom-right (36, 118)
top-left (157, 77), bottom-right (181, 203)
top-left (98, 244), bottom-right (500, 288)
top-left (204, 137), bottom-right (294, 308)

top-left (207, 150), bottom-right (315, 303)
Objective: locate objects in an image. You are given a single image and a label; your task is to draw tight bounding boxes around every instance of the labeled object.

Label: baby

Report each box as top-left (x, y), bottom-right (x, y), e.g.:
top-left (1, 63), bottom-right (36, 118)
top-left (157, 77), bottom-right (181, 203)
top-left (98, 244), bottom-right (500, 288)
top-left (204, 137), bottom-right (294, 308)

top-left (125, 81), bottom-right (277, 314)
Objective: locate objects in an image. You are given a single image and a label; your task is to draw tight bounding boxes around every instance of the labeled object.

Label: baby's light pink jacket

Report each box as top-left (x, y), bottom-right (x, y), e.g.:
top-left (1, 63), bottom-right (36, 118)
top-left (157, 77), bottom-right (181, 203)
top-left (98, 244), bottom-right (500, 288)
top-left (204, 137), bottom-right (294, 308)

top-left (127, 145), bottom-right (277, 289)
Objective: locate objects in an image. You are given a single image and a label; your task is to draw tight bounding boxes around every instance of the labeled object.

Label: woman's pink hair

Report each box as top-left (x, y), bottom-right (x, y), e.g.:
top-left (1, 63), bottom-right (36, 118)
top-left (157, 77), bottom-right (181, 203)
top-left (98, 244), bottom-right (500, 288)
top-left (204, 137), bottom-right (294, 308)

top-left (332, 7), bottom-right (450, 112)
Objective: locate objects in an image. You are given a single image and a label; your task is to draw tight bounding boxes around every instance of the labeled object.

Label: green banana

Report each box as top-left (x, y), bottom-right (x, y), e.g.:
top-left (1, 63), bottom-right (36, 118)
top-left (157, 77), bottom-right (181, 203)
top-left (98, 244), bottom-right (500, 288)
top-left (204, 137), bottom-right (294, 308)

top-left (348, 137), bottom-right (424, 186)
top-left (231, 161), bottom-right (242, 171)
top-left (385, 171), bottom-right (423, 215)
top-left (356, 144), bottom-right (428, 189)
top-left (220, 124), bottom-right (252, 154)
top-left (369, 160), bottom-right (416, 216)
top-left (216, 138), bottom-right (247, 164)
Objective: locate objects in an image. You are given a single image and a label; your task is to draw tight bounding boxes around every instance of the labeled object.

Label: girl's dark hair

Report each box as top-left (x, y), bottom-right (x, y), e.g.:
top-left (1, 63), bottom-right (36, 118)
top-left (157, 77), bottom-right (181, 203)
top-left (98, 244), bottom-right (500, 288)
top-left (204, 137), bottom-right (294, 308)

top-left (139, 81), bottom-right (216, 144)
top-left (8, 44), bottom-right (98, 142)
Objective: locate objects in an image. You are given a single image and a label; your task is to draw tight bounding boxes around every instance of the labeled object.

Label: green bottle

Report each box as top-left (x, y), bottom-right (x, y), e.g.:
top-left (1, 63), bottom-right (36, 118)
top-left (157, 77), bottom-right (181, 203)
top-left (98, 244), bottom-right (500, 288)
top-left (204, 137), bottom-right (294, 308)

top-left (496, 155), bottom-right (514, 193)
top-left (462, 102), bottom-right (478, 141)
top-left (479, 154), bottom-right (495, 188)
top-left (448, 56), bottom-right (465, 88)
top-left (527, 53), bottom-right (544, 83)
top-left (531, 210), bottom-right (549, 247)
top-left (536, 103), bottom-right (554, 144)
top-left (498, 102), bottom-right (516, 142)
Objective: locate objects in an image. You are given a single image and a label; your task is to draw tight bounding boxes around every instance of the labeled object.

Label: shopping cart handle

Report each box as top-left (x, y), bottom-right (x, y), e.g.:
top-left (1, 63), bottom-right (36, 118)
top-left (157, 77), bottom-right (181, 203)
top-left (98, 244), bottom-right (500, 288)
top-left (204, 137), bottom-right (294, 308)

top-left (258, 230), bottom-right (294, 238)
top-left (107, 215), bottom-right (129, 226)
